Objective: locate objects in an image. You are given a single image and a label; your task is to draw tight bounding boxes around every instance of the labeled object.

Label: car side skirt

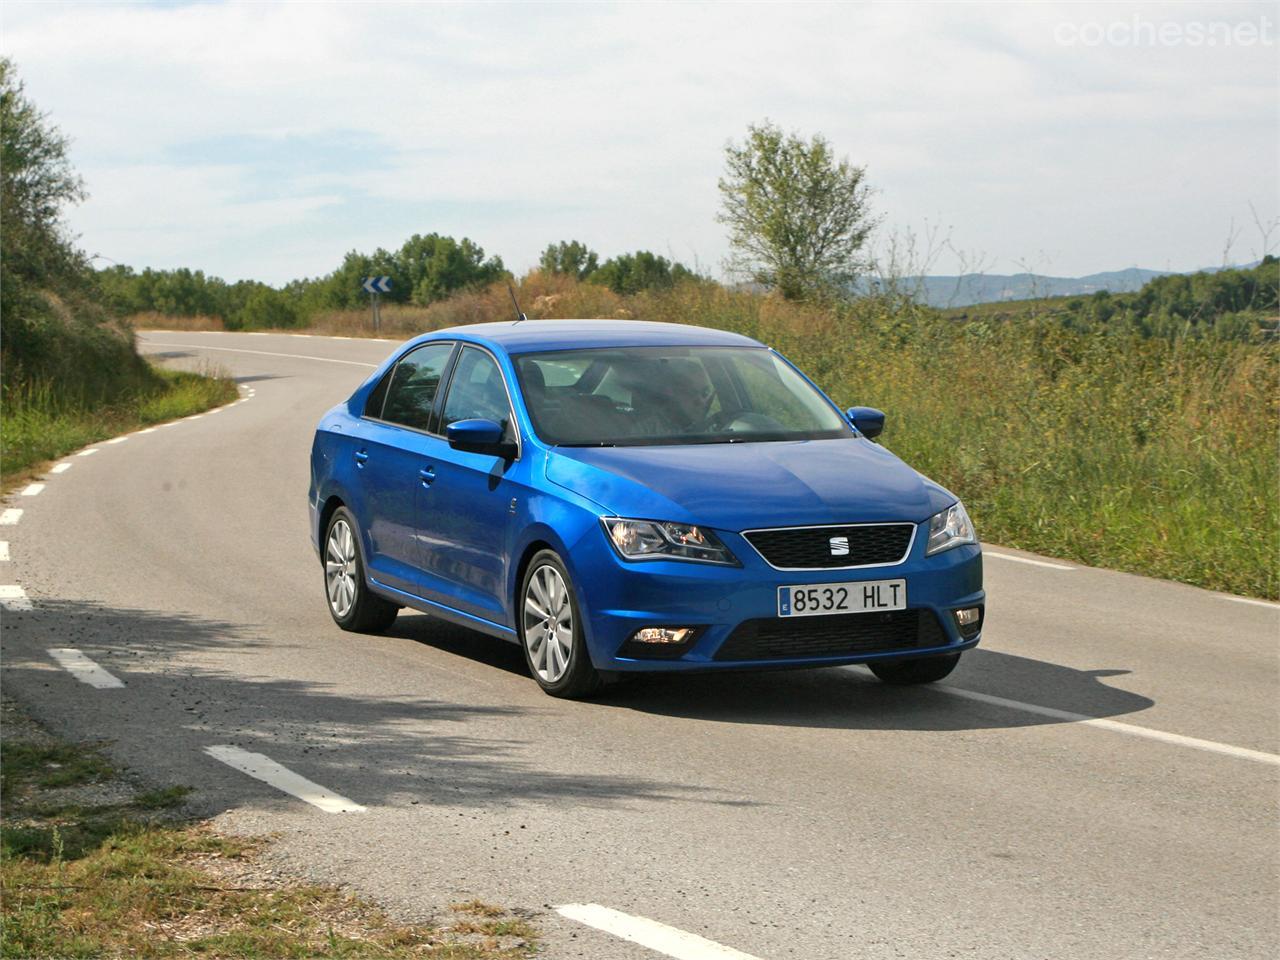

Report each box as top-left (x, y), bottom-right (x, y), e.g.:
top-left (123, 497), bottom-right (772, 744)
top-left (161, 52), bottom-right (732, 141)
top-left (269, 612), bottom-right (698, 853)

top-left (367, 577), bottom-right (518, 642)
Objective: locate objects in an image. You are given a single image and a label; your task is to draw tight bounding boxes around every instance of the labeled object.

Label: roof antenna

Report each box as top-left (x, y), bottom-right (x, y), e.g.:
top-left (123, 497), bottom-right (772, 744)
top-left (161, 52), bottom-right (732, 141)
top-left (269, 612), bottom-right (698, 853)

top-left (507, 281), bottom-right (527, 323)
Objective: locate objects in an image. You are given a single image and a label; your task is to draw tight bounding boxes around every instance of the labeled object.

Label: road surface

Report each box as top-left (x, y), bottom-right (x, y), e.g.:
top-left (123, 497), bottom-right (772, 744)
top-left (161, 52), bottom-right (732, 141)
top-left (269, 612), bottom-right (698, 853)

top-left (2, 330), bottom-right (1276, 959)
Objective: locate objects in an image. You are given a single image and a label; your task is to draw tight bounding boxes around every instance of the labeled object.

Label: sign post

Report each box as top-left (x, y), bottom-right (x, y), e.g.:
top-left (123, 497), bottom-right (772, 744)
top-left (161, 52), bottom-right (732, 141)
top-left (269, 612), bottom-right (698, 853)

top-left (361, 276), bottom-right (392, 332)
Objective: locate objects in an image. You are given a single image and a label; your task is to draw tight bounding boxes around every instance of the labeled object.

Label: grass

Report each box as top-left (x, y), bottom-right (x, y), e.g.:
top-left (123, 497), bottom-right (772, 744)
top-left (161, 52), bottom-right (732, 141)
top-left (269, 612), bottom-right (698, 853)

top-left (128, 311), bottom-right (226, 332)
top-left (0, 699), bottom-right (538, 959)
top-left (0, 365), bottom-right (237, 489)
top-left (128, 273), bottom-right (1279, 599)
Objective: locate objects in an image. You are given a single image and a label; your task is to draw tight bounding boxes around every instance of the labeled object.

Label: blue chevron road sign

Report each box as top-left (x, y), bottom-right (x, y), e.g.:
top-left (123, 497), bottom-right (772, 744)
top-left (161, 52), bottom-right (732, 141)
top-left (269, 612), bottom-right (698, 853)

top-left (361, 276), bottom-right (392, 294)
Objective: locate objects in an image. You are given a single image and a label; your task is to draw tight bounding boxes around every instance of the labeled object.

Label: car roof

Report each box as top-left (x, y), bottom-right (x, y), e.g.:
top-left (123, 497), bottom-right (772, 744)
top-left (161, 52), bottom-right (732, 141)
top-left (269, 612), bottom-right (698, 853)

top-left (413, 319), bottom-right (764, 354)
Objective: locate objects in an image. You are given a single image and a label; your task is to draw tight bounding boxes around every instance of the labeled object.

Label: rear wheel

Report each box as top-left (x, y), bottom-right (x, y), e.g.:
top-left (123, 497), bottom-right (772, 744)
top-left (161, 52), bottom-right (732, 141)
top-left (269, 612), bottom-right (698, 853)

top-left (324, 507), bottom-right (398, 633)
top-left (519, 550), bottom-right (601, 699)
top-left (868, 652), bottom-right (961, 685)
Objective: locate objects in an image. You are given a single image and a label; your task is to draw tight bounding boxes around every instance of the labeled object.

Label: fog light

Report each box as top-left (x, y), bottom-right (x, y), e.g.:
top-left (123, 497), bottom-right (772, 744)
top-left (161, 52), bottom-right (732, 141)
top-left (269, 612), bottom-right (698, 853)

top-left (631, 627), bottom-right (695, 645)
top-left (953, 606), bottom-right (983, 641)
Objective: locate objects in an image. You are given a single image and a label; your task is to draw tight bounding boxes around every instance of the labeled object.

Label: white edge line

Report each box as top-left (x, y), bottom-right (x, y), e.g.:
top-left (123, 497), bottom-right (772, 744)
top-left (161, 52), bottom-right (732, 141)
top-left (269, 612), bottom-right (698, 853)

top-left (144, 341), bottom-right (378, 368)
top-left (204, 745), bottom-right (367, 813)
top-left (0, 542), bottom-right (9, 562)
top-left (104, 436), bottom-right (128, 445)
top-left (983, 551), bottom-right (1074, 570)
top-left (0, 509), bottom-right (23, 525)
top-left (556, 904), bottom-right (762, 960)
top-left (20, 483), bottom-right (45, 497)
top-left (0, 585), bottom-right (34, 611)
top-left (77, 448), bottom-right (99, 457)
top-left (937, 685), bottom-right (1280, 766)
top-left (47, 648), bottom-right (124, 689)
top-left (1220, 595), bottom-right (1280, 610)
top-left (50, 463), bottom-right (72, 474)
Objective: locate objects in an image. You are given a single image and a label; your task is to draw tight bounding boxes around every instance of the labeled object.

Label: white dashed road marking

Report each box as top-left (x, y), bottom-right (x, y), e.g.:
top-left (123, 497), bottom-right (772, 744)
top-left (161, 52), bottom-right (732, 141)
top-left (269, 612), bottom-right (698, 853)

top-left (204, 745), bottom-right (367, 813)
top-left (20, 483), bottom-right (45, 497)
top-left (0, 542), bottom-right (8, 561)
top-left (0, 509), bottom-right (23, 526)
top-left (50, 462), bottom-right (71, 474)
top-left (105, 436), bottom-right (128, 445)
top-left (935, 685), bottom-right (1280, 766)
top-left (47, 648), bottom-right (125, 689)
top-left (556, 904), bottom-right (762, 960)
top-left (984, 551), bottom-right (1074, 570)
top-left (0, 585), bottom-right (34, 611)
top-left (77, 448), bottom-right (99, 457)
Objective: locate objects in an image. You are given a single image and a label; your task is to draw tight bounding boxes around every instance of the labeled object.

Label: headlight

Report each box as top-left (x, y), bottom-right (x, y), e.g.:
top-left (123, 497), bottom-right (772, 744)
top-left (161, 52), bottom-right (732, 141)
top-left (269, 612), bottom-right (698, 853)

top-left (925, 501), bottom-right (977, 556)
top-left (602, 518), bottom-right (738, 565)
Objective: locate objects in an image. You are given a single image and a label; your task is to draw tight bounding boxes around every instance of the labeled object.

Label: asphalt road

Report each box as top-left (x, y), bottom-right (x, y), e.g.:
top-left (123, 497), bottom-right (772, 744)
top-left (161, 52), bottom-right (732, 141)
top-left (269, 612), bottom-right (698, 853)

top-left (2, 330), bottom-right (1277, 959)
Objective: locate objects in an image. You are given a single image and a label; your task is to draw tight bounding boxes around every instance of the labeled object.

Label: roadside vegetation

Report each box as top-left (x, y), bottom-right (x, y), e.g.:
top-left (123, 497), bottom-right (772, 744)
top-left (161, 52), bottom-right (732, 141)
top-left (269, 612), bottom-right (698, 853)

top-left (128, 266), bottom-right (1278, 600)
top-left (0, 697), bottom-right (538, 958)
top-left (0, 59), bottom-right (233, 488)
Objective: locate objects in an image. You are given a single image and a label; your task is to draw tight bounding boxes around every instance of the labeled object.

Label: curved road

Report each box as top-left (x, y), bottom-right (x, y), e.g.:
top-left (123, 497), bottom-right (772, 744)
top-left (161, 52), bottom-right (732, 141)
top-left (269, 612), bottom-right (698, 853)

top-left (2, 330), bottom-right (1276, 959)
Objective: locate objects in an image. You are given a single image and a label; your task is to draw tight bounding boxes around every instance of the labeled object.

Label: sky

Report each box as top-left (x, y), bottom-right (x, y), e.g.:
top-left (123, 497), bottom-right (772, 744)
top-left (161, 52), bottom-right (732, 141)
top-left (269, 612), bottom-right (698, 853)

top-left (2, 0), bottom-right (1276, 286)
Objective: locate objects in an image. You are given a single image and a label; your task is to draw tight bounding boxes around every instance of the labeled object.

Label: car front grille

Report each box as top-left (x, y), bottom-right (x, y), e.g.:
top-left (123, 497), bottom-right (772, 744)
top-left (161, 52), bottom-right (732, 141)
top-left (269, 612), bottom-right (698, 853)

top-left (713, 609), bottom-right (948, 662)
top-left (743, 523), bottom-right (915, 569)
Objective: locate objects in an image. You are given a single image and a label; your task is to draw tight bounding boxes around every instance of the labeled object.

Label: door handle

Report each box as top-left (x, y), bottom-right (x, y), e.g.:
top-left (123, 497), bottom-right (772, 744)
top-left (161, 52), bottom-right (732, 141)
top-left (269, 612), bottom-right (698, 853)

top-left (418, 466), bottom-right (436, 487)
top-left (354, 450), bottom-right (369, 467)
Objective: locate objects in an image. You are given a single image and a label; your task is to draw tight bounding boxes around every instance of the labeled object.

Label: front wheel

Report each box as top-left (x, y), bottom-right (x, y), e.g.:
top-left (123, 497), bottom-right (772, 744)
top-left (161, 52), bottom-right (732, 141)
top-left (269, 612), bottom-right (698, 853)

top-left (519, 551), bottom-right (601, 699)
top-left (324, 507), bottom-right (399, 633)
top-left (868, 652), bottom-right (961, 685)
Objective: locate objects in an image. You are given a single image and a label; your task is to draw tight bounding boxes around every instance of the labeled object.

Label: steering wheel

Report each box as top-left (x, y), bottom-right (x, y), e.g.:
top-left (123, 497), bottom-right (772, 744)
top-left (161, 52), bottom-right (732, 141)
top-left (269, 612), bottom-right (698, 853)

top-left (703, 409), bottom-right (739, 433)
top-left (705, 410), bottom-right (786, 434)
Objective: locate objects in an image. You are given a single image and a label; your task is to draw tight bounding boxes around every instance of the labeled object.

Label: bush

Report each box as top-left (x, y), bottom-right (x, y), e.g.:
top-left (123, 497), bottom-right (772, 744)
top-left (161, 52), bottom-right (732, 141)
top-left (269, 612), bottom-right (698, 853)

top-left (237, 286), bottom-right (300, 330)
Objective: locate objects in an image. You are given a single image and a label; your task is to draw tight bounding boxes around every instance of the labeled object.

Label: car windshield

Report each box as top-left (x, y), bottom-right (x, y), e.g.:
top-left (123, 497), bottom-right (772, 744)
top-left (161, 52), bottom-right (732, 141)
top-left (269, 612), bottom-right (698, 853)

top-left (512, 345), bottom-right (851, 446)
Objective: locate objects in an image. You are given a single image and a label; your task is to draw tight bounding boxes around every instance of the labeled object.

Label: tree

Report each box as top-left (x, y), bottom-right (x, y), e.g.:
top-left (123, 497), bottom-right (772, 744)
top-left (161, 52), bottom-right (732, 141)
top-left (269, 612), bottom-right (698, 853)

top-left (400, 233), bottom-right (504, 305)
top-left (539, 240), bottom-right (599, 280)
top-left (237, 286), bottom-right (299, 330)
top-left (0, 57), bottom-right (87, 327)
top-left (717, 120), bottom-right (877, 300)
top-left (587, 250), bottom-right (693, 296)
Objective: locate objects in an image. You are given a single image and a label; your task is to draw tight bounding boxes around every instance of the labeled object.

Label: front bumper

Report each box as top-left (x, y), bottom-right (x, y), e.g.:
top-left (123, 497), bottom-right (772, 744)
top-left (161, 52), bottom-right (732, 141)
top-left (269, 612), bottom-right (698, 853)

top-left (569, 524), bottom-right (984, 672)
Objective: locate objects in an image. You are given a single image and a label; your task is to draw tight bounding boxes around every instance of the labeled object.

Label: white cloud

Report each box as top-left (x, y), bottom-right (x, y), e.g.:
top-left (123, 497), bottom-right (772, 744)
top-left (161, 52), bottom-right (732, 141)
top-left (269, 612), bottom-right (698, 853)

top-left (2, 0), bottom-right (1275, 284)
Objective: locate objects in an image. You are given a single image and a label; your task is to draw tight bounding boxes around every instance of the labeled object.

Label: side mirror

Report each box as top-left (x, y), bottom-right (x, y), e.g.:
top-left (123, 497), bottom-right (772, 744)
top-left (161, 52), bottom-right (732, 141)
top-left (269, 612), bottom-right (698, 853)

top-left (846, 406), bottom-right (886, 440)
top-left (446, 418), bottom-right (515, 456)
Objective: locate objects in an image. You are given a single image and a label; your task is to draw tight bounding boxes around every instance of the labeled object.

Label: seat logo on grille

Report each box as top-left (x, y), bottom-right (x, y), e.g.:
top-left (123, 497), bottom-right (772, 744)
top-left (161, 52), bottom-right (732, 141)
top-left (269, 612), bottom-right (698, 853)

top-left (829, 536), bottom-right (850, 556)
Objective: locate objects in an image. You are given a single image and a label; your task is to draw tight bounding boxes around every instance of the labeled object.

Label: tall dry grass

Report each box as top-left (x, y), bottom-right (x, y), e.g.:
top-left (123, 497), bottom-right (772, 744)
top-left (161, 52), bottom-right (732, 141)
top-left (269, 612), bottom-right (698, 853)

top-left (127, 311), bottom-right (225, 331)
top-left (135, 275), bottom-right (1279, 597)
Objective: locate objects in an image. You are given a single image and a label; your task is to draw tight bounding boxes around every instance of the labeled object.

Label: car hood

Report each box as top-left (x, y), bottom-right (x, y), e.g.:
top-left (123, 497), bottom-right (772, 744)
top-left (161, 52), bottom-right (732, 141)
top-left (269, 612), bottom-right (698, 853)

top-left (546, 438), bottom-right (955, 531)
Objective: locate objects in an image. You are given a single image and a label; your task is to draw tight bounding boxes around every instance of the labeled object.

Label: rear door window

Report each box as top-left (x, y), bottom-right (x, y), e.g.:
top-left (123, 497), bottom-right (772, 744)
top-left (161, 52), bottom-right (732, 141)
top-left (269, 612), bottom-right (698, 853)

top-left (378, 342), bottom-right (456, 432)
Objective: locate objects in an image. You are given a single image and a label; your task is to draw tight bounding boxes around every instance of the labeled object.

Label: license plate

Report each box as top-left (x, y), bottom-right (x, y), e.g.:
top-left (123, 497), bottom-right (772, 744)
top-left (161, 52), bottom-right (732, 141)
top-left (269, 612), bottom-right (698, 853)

top-left (777, 579), bottom-right (907, 618)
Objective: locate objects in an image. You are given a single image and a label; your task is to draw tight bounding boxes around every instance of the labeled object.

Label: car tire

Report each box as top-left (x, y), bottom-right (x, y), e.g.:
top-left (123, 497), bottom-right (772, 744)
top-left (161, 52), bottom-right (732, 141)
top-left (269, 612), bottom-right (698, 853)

top-left (323, 507), bottom-right (399, 633)
top-left (519, 550), bottom-right (602, 699)
top-left (868, 652), bottom-right (961, 685)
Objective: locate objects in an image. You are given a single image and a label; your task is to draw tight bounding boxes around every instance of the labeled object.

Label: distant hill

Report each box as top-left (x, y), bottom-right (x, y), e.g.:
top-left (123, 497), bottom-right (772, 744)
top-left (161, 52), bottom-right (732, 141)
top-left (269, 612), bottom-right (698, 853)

top-left (892, 264), bottom-right (1260, 308)
top-left (898, 268), bottom-right (1163, 308)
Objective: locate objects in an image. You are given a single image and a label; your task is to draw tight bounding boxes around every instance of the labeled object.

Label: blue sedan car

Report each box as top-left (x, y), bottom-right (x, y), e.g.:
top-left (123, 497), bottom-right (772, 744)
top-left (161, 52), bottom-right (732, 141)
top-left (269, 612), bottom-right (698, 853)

top-left (309, 320), bottom-right (984, 698)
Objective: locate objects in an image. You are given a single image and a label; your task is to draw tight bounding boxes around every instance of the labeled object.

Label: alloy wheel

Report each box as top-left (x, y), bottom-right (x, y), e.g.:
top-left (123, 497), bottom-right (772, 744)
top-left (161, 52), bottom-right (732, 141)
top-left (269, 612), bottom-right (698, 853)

top-left (523, 564), bottom-right (573, 683)
top-left (325, 518), bottom-right (358, 618)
